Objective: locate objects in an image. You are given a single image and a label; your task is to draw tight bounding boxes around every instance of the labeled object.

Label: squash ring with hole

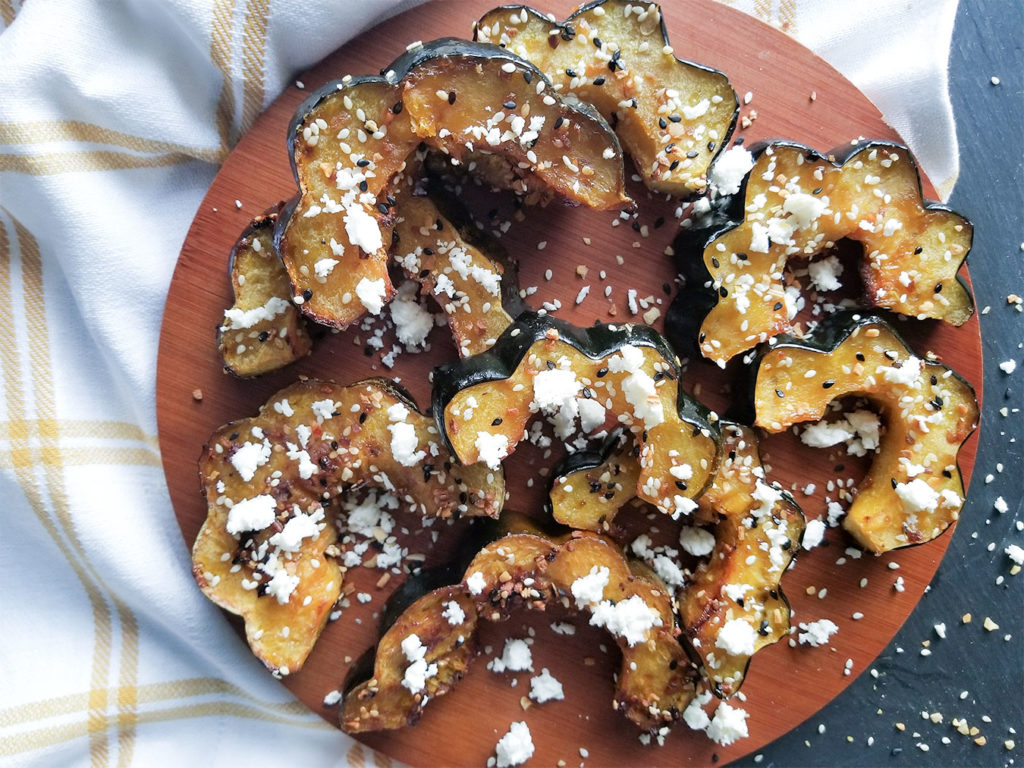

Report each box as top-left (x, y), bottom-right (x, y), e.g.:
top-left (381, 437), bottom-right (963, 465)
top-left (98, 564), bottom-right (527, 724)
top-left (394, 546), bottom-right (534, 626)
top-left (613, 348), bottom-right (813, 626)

top-left (671, 140), bottom-right (974, 366)
top-left (751, 311), bottom-right (978, 553)
top-left (433, 311), bottom-right (721, 519)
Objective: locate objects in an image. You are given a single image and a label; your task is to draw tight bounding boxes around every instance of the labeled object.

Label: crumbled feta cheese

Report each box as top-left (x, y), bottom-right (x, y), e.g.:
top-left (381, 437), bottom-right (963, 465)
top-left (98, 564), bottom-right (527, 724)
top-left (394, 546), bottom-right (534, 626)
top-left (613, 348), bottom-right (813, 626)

top-left (571, 566), bottom-right (610, 608)
top-left (1006, 544), bottom-right (1024, 565)
top-left (708, 146), bottom-right (754, 196)
top-left (807, 254), bottom-right (843, 292)
top-left (706, 702), bottom-right (749, 746)
top-left (679, 526), bottom-right (716, 557)
top-left (285, 443), bottom-right (317, 479)
top-left (878, 356), bottom-right (922, 386)
top-left (355, 277), bottom-right (387, 315)
top-left (893, 479), bottom-right (940, 514)
top-left (311, 399), bottom-right (336, 423)
top-left (264, 567), bottom-right (300, 604)
top-left (529, 668), bottom-right (565, 703)
top-left (390, 281), bottom-right (434, 349)
top-left (221, 297), bottom-right (291, 331)
top-left (1000, 359), bottom-right (1017, 374)
top-left (400, 634), bottom-right (437, 694)
top-left (802, 519), bottom-right (827, 550)
top-left (268, 509), bottom-right (322, 553)
top-left (683, 690), bottom-right (712, 731)
top-left (229, 439), bottom-right (271, 482)
top-left (313, 257), bottom-right (339, 278)
top-left (681, 98), bottom-right (710, 120)
top-left (442, 600), bottom-right (466, 626)
top-left (589, 594), bottom-right (662, 646)
top-left (798, 618), bottom-right (839, 647)
top-left (783, 192), bottom-right (827, 229)
top-left (578, 397), bottom-right (607, 433)
top-left (475, 431), bottom-right (510, 470)
top-left (489, 638), bottom-right (533, 673)
top-left (389, 421), bottom-right (426, 467)
top-left (344, 205), bottom-right (383, 253)
top-left (716, 618), bottom-right (757, 656)
top-left (466, 570), bottom-right (487, 595)
top-left (494, 722), bottom-right (534, 768)
top-left (621, 369), bottom-right (664, 427)
top-left (225, 494), bottom-right (277, 535)
top-left (749, 222), bottom-right (770, 253)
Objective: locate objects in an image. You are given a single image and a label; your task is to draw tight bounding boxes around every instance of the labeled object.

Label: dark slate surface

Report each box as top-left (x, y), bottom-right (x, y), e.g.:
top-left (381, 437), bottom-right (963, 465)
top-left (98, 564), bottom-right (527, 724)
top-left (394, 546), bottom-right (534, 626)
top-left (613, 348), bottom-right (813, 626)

top-left (731, 1), bottom-right (1024, 765)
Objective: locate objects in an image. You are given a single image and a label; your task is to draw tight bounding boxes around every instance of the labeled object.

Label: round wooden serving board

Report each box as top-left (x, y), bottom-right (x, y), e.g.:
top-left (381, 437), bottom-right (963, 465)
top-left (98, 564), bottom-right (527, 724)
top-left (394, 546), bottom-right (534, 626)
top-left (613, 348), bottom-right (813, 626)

top-left (157, 1), bottom-right (983, 765)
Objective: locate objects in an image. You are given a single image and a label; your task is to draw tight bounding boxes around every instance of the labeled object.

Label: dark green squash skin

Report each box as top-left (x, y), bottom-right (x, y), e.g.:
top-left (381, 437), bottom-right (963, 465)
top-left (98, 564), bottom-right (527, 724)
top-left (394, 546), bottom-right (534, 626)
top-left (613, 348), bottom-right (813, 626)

top-left (664, 139), bottom-right (975, 365)
top-left (473, 0), bottom-right (739, 199)
top-left (431, 311), bottom-right (721, 470)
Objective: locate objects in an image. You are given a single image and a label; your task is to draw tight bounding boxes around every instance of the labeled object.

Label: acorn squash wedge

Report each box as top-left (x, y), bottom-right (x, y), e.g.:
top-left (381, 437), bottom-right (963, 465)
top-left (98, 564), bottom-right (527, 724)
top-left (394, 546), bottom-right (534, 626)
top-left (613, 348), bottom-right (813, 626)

top-left (677, 423), bottom-right (804, 698)
top-left (674, 140), bottom-right (974, 365)
top-left (218, 208), bottom-right (312, 377)
top-left (474, 0), bottom-right (738, 196)
top-left (192, 378), bottom-right (505, 675)
top-left (752, 311), bottom-right (978, 553)
top-left (433, 311), bottom-right (721, 518)
top-left (277, 38), bottom-right (629, 329)
top-left (342, 528), bottom-right (698, 733)
top-left (391, 177), bottom-right (522, 357)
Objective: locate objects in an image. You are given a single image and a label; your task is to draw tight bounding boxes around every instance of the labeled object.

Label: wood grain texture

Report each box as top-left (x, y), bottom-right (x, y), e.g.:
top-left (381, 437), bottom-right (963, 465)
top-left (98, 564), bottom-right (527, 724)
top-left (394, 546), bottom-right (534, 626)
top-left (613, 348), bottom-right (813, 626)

top-left (156, 1), bottom-right (985, 765)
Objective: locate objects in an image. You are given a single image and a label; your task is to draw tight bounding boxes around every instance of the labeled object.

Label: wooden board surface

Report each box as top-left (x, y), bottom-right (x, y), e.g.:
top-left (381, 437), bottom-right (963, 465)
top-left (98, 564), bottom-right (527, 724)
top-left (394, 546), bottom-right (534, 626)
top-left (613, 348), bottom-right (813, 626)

top-left (156, 1), bottom-right (983, 765)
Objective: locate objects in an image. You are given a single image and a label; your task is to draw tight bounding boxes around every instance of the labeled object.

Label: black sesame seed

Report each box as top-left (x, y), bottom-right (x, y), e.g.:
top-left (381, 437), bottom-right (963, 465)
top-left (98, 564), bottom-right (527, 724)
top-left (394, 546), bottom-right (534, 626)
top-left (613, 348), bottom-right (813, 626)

top-left (565, 68), bottom-right (577, 78)
top-left (719, 286), bottom-right (728, 298)
top-left (593, 76), bottom-right (605, 86)
top-left (711, 257), bottom-right (720, 269)
top-left (392, 101), bottom-right (403, 114)
top-left (773, 302), bottom-right (784, 311)
top-left (596, 368), bottom-right (608, 378)
top-left (377, 202), bottom-right (389, 214)
top-left (822, 380), bottom-right (835, 389)
top-left (503, 100), bottom-right (516, 110)
top-left (553, 116), bottom-right (565, 129)
top-left (522, 71), bottom-right (532, 84)
top-left (914, 246), bottom-right (923, 254)
top-left (658, 117), bottom-right (667, 130)
top-left (891, 477), bottom-right (898, 489)
top-left (942, 469), bottom-right (953, 478)
top-left (358, 180), bottom-right (368, 192)
top-left (758, 620), bottom-right (771, 636)
top-left (491, 417), bottom-right (503, 426)
top-left (930, 375), bottom-right (938, 385)
top-left (812, 186), bottom-right (823, 195)
top-left (358, 412), bottom-right (367, 424)
top-left (356, 158), bottom-right (370, 167)
top-left (669, 159), bottom-right (680, 171)
top-left (707, 141), bottom-right (716, 152)
top-left (934, 283), bottom-right (943, 293)
top-left (582, 387), bottom-right (593, 399)
top-left (685, 150), bottom-right (699, 159)
top-left (592, 36), bottom-right (602, 48)
top-left (546, 360), bottom-right (556, 370)
top-left (331, 440), bottom-right (339, 450)
top-left (675, 481), bottom-right (687, 491)
top-left (669, 114), bottom-right (682, 123)
top-left (435, 219), bottom-right (443, 230)
top-left (733, 136), bottom-right (745, 145)
top-left (604, 491), bottom-right (616, 500)
top-left (775, 388), bottom-right (785, 398)
top-left (856, 352), bottom-right (866, 361)
top-left (257, 330), bottom-right (269, 342)
top-left (448, 91), bottom-right (457, 105)
top-left (302, 289), bottom-right (313, 300)
top-left (560, 24), bottom-right (576, 41)
top-left (229, 432), bottom-right (239, 440)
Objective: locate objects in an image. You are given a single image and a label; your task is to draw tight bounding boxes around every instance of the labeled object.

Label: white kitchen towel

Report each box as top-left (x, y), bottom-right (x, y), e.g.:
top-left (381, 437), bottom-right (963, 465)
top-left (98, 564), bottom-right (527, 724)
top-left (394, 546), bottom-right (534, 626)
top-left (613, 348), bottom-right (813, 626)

top-left (0, 0), bottom-right (959, 766)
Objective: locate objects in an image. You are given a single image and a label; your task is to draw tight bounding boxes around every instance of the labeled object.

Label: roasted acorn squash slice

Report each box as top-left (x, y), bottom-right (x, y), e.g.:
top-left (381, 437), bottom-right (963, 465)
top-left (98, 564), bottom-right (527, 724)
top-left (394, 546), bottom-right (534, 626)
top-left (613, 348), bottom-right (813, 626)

top-left (677, 423), bottom-right (804, 698)
top-left (341, 586), bottom-right (478, 731)
top-left (278, 38), bottom-right (629, 329)
top-left (433, 311), bottom-right (721, 518)
top-left (342, 529), bottom-right (697, 733)
top-left (391, 179), bottom-right (522, 357)
top-left (675, 140), bottom-right (974, 365)
top-left (474, 0), bottom-right (738, 196)
top-left (192, 378), bottom-right (504, 674)
top-left (752, 312), bottom-right (978, 553)
top-left (548, 429), bottom-right (640, 532)
top-left (218, 209), bottom-right (312, 377)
